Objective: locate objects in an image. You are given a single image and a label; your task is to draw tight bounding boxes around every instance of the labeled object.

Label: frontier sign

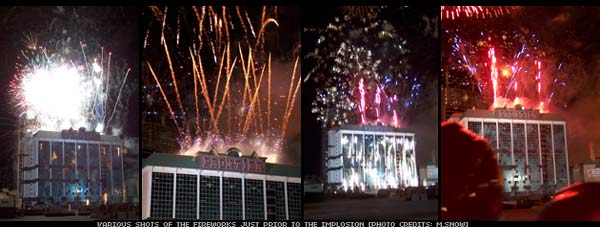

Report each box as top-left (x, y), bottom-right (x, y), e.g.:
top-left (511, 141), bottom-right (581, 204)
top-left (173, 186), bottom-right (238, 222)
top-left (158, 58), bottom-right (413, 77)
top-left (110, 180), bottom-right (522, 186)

top-left (495, 108), bottom-right (541, 120)
top-left (196, 153), bottom-right (266, 174)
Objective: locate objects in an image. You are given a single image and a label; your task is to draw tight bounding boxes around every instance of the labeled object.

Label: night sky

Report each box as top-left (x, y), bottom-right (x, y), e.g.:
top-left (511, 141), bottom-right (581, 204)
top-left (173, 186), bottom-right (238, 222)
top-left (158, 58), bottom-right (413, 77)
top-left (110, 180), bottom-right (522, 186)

top-left (0, 6), bottom-right (139, 188)
top-left (442, 6), bottom-right (600, 166)
top-left (302, 6), bottom-right (439, 177)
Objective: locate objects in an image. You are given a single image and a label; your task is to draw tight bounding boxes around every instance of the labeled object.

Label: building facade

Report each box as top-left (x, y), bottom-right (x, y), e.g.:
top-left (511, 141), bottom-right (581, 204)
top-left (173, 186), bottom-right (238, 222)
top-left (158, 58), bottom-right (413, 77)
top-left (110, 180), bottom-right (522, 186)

top-left (419, 163), bottom-right (438, 187)
top-left (142, 121), bottom-right (179, 158)
top-left (451, 108), bottom-right (569, 197)
top-left (572, 160), bottom-right (600, 183)
top-left (21, 129), bottom-right (125, 206)
top-left (326, 124), bottom-right (418, 192)
top-left (141, 148), bottom-right (301, 220)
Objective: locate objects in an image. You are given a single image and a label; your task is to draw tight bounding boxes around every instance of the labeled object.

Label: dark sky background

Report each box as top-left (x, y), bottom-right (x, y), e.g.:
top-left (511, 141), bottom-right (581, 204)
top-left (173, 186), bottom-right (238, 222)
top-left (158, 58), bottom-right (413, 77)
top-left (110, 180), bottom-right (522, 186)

top-left (0, 6), bottom-right (139, 188)
top-left (442, 6), bottom-right (600, 166)
top-left (302, 6), bottom-right (439, 178)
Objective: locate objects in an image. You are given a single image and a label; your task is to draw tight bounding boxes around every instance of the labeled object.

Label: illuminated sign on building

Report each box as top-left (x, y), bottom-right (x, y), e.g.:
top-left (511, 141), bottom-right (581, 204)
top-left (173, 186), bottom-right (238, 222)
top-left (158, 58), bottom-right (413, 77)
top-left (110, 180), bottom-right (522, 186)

top-left (61, 129), bottom-right (101, 141)
top-left (587, 168), bottom-right (600, 177)
top-left (197, 154), bottom-right (266, 174)
top-left (494, 108), bottom-right (541, 120)
top-left (460, 109), bottom-right (569, 195)
top-left (426, 165), bottom-right (438, 180)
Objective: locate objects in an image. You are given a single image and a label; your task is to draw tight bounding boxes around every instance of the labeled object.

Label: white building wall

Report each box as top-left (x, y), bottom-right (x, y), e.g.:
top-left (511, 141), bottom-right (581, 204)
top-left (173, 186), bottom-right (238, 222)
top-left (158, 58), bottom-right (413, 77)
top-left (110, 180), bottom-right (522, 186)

top-left (141, 166), bottom-right (153, 220)
top-left (326, 128), bottom-right (418, 191)
top-left (142, 165), bottom-right (300, 220)
top-left (461, 117), bottom-right (569, 195)
top-left (22, 136), bottom-right (37, 199)
top-left (20, 133), bottom-right (124, 204)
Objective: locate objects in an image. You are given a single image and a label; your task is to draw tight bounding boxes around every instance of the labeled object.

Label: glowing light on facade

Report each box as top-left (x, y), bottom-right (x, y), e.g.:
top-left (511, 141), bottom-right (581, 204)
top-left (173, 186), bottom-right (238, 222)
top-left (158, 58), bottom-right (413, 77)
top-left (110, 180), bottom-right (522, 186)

top-left (327, 125), bottom-right (418, 192)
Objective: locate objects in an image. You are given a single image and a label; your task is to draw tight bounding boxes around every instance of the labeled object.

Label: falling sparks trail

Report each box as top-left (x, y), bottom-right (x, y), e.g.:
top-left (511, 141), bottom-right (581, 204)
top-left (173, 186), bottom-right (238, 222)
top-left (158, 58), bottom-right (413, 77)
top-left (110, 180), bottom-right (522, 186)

top-left (144, 7), bottom-right (299, 163)
top-left (444, 29), bottom-right (565, 113)
top-left (146, 62), bottom-right (182, 136)
top-left (305, 9), bottom-right (418, 128)
top-left (489, 47), bottom-right (498, 107)
top-left (163, 41), bottom-right (185, 116)
top-left (359, 78), bottom-right (366, 124)
top-left (441, 6), bottom-right (517, 21)
top-left (107, 67), bottom-right (131, 127)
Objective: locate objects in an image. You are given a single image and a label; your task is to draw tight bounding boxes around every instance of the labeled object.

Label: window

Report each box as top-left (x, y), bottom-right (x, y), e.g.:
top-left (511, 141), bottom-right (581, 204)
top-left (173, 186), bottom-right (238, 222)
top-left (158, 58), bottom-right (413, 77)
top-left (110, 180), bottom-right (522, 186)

top-left (287, 183), bottom-right (301, 220)
top-left (266, 181), bottom-right (285, 220)
top-left (112, 146), bottom-right (124, 203)
top-left (553, 124), bottom-right (568, 189)
top-left (38, 141), bottom-right (51, 201)
top-left (540, 124), bottom-right (554, 185)
top-left (526, 124), bottom-right (541, 191)
top-left (468, 121), bottom-right (482, 136)
top-left (222, 177), bottom-right (242, 220)
top-left (51, 141), bottom-right (64, 203)
top-left (483, 122), bottom-right (497, 149)
top-left (100, 144), bottom-right (112, 199)
top-left (244, 179), bottom-right (264, 220)
top-left (64, 142), bottom-right (76, 202)
top-left (89, 144), bottom-right (101, 200)
top-left (199, 175), bottom-right (220, 220)
top-left (498, 123), bottom-right (512, 192)
top-left (175, 174), bottom-right (197, 219)
top-left (513, 123), bottom-right (526, 192)
top-left (76, 143), bottom-right (88, 200)
top-left (150, 172), bottom-right (174, 219)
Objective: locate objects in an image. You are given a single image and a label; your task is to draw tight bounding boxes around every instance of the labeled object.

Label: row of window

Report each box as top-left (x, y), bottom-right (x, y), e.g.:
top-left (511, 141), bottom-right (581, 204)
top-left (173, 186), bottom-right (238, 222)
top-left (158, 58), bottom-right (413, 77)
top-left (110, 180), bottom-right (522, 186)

top-left (467, 121), bottom-right (569, 193)
top-left (34, 141), bottom-right (124, 203)
top-left (150, 172), bottom-right (300, 220)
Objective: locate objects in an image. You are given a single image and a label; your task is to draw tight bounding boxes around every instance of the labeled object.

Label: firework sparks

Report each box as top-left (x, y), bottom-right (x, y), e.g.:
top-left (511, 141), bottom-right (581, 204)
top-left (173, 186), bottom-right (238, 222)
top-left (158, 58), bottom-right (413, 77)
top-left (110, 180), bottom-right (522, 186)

top-left (18, 64), bottom-right (86, 129)
top-left (488, 47), bottom-right (499, 107)
top-left (444, 28), bottom-right (574, 113)
top-left (305, 10), bottom-right (420, 129)
top-left (441, 6), bottom-right (517, 21)
top-left (144, 6), bottom-right (299, 163)
top-left (11, 43), bottom-right (131, 133)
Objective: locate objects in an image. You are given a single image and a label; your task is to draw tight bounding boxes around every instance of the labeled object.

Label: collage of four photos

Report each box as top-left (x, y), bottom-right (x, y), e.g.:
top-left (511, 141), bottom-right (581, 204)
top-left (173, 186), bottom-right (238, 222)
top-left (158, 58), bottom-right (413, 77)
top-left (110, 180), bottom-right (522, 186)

top-left (0, 5), bottom-right (599, 221)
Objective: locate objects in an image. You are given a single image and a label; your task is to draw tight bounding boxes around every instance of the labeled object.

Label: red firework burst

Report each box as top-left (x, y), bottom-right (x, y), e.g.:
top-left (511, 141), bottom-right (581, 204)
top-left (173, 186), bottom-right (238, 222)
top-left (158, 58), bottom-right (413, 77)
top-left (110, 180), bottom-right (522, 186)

top-left (441, 6), bottom-right (517, 20)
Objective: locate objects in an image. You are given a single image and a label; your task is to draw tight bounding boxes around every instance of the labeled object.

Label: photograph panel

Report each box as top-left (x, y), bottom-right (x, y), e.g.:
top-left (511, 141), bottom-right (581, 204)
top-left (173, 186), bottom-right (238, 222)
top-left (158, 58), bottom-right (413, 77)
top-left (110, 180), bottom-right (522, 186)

top-left (141, 6), bottom-right (301, 220)
top-left (441, 6), bottom-right (600, 221)
top-left (0, 6), bottom-right (139, 220)
top-left (302, 6), bottom-right (439, 220)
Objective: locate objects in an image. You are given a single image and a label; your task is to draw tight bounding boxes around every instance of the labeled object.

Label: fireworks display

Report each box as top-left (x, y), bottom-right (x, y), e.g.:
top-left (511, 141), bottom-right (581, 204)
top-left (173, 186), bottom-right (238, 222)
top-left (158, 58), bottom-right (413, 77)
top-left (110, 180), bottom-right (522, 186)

top-left (9, 14), bottom-right (133, 134)
top-left (440, 7), bottom-right (600, 185)
top-left (441, 6), bottom-right (517, 21)
top-left (305, 7), bottom-right (422, 129)
top-left (143, 6), bottom-right (300, 163)
top-left (444, 28), bottom-right (574, 112)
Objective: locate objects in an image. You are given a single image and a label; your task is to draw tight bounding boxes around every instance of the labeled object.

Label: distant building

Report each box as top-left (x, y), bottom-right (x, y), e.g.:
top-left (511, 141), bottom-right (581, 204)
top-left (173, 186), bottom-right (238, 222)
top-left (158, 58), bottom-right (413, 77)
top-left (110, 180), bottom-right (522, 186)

top-left (442, 87), bottom-right (488, 120)
top-left (325, 124), bottom-right (418, 192)
top-left (141, 148), bottom-right (301, 220)
top-left (451, 108), bottom-right (569, 197)
top-left (441, 69), bottom-right (489, 120)
top-left (125, 172), bottom-right (139, 204)
top-left (419, 163), bottom-right (438, 187)
top-left (141, 121), bottom-right (179, 155)
top-left (572, 160), bottom-right (600, 183)
top-left (21, 128), bottom-right (125, 207)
